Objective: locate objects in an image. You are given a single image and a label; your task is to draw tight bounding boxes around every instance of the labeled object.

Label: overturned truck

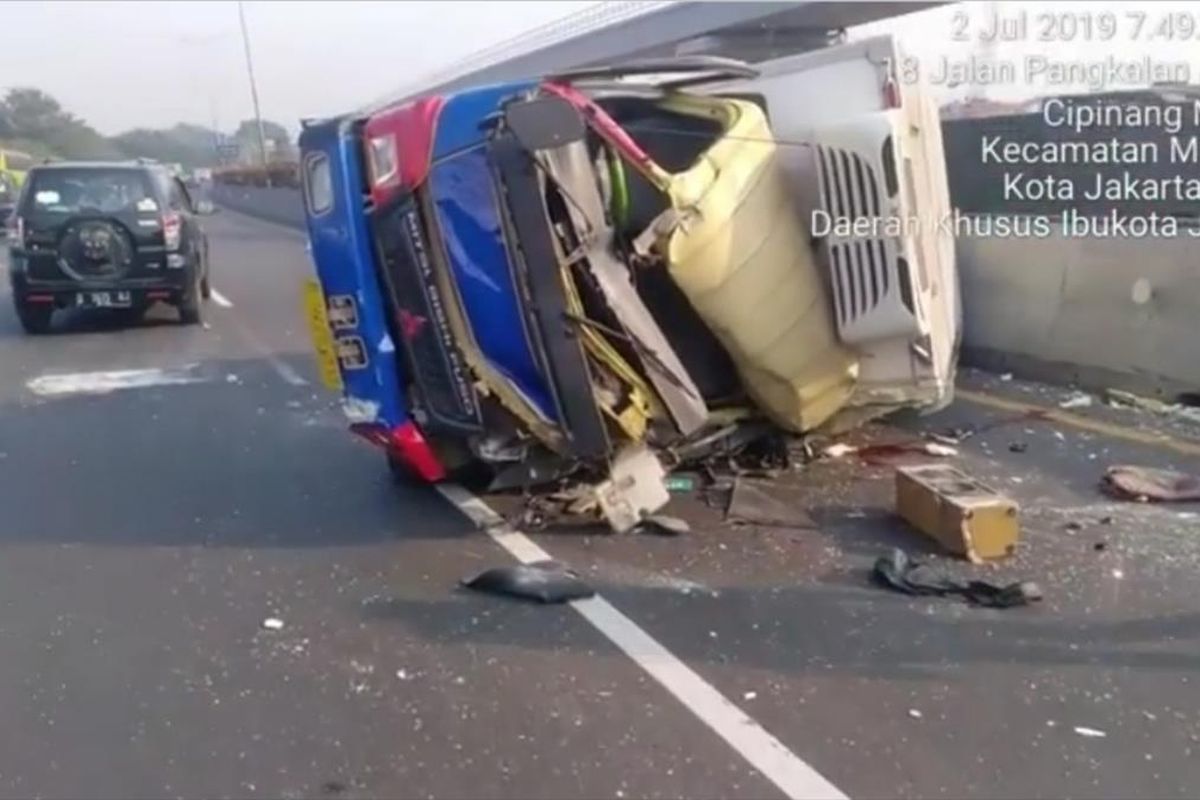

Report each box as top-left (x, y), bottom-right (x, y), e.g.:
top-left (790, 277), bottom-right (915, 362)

top-left (299, 36), bottom-right (960, 530)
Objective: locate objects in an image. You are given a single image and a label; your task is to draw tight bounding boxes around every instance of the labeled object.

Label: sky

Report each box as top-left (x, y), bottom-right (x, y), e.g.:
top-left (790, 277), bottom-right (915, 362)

top-left (3, 1), bottom-right (1199, 137)
top-left (0, 0), bottom-right (597, 135)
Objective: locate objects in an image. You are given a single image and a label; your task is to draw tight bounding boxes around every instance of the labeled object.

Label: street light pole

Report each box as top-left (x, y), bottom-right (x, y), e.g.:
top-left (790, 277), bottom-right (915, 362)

top-left (237, 0), bottom-right (272, 187)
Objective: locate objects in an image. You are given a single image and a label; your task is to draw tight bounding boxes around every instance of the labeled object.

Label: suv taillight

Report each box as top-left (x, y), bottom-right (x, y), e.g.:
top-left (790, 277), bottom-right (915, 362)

top-left (162, 211), bottom-right (182, 250)
top-left (7, 215), bottom-right (23, 243)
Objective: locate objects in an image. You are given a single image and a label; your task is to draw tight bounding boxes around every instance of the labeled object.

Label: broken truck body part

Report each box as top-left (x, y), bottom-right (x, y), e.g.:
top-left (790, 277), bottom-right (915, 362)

top-left (894, 463), bottom-right (1021, 562)
top-left (297, 37), bottom-right (959, 518)
top-left (872, 548), bottom-right (1042, 609)
top-left (1101, 465), bottom-right (1200, 502)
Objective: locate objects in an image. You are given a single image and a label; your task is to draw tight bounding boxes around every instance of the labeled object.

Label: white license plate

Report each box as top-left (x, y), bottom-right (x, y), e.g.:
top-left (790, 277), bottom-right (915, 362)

top-left (75, 291), bottom-right (132, 309)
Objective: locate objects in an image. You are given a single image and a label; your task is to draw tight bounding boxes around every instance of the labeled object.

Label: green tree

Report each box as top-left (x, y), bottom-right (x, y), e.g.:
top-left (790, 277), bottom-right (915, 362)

top-left (113, 124), bottom-right (221, 168)
top-left (233, 118), bottom-right (295, 163)
top-left (1, 87), bottom-right (122, 160)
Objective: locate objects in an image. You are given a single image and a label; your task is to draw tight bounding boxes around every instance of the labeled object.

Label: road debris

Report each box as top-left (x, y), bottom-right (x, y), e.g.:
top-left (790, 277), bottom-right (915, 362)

top-left (261, 617), bottom-right (285, 631)
top-left (636, 514), bottom-right (690, 537)
top-left (1105, 388), bottom-right (1200, 425)
top-left (665, 475), bottom-right (696, 493)
top-left (872, 548), bottom-right (1042, 609)
top-left (895, 463), bottom-right (1020, 561)
top-left (1073, 726), bottom-right (1108, 738)
top-left (908, 709), bottom-right (923, 719)
top-left (461, 562), bottom-right (595, 604)
top-left (726, 478), bottom-right (815, 529)
top-left (823, 443), bottom-right (858, 459)
top-left (593, 445), bottom-right (670, 533)
top-left (1009, 441), bottom-right (1028, 453)
top-left (1101, 465), bottom-right (1200, 502)
top-left (743, 691), bottom-right (757, 701)
top-left (1059, 392), bottom-right (1094, 410)
top-left (822, 440), bottom-right (960, 466)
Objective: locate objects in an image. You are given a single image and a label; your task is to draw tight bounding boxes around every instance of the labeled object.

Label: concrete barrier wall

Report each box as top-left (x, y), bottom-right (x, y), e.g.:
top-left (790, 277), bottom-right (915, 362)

top-left (958, 221), bottom-right (1200, 396)
top-left (213, 184), bottom-right (305, 230)
top-left (215, 186), bottom-right (1198, 395)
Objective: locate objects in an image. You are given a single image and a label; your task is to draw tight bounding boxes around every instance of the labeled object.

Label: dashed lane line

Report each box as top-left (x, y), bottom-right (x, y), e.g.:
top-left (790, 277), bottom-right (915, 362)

top-left (437, 483), bottom-right (849, 800)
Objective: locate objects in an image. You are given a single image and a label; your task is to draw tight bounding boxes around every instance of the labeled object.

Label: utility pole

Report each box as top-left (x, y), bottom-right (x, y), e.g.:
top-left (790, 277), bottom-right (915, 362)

top-left (237, 0), bottom-right (272, 187)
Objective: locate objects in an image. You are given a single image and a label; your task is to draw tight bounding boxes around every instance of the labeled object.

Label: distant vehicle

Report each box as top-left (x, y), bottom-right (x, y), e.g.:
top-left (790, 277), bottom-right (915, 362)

top-left (0, 149), bottom-right (35, 235)
top-left (297, 37), bottom-right (958, 521)
top-left (5, 161), bottom-right (216, 333)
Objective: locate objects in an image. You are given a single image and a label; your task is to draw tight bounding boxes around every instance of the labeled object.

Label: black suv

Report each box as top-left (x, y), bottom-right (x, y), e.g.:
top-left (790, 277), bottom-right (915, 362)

top-left (5, 161), bottom-right (213, 333)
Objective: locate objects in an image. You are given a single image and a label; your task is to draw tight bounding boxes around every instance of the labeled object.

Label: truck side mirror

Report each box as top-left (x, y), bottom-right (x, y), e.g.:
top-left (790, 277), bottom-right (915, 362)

top-left (505, 95), bottom-right (586, 152)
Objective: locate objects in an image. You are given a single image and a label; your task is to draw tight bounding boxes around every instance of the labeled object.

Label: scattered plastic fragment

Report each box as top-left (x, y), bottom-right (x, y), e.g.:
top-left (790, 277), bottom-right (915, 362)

top-left (743, 691), bottom-right (757, 701)
top-left (908, 709), bottom-right (923, 719)
top-left (822, 443), bottom-right (858, 459)
top-left (461, 561), bottom-right (595, 604)
top-left (871, 548), bottom-right (1042, 609)
top-left (665, 475), bottom-right (696, 493)
top-left (1059, 392), bottom-right (1094, 410)
top-left (1105, 389), bottom-right (1200, 424)
top-left (726, 479), bottom-right (815, 528)
top-left (637, 514), bottom-right (690, 537)
top-left (1000, 373), bottom-right (1014, 382)
top-left (1073, 726), bottom-right (1107, 738)
top-left (261, 617), bottom-right (284, 631)
top-left (1102, 465), bottom-right (1200, 502)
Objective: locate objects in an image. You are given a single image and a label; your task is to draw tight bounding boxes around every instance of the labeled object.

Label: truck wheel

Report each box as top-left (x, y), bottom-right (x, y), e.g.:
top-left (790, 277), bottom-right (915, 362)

top-left (386, 441), bottom-right (493, 491)
top-left (16, 302), bottom-right (52, 334)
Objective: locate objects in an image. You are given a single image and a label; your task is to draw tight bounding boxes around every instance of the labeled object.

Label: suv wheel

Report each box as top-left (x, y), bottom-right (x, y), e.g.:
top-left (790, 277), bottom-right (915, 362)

top-left (178, 271), bottom-right (204, 325)
top-left (199, 250), bottom-right (212, 299)
top-left (15, 301), bottom-right (53, 335)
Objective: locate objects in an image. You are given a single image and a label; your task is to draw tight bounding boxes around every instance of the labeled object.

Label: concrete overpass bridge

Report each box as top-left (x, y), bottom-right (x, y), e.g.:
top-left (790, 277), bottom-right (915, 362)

top-left (363, 1), bottom-right (934, 111)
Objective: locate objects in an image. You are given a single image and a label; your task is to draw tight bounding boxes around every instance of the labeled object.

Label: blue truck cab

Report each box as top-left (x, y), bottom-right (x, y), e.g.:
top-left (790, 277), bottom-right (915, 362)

top-left (298, 51), bottom-right (961, 504)
top-left (300, 80), bottom-right (623, 486)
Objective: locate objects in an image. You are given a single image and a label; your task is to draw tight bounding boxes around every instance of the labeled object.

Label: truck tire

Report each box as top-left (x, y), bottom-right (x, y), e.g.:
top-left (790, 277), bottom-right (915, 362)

top-left (15, 302), bottom-right (52, 335)
top-left (386, 440), bottom-right (493, 491)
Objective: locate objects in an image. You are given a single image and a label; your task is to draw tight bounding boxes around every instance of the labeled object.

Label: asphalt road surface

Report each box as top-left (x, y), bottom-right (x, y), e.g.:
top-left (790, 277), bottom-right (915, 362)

top-left (0, 210), bottom-right (1196, 800)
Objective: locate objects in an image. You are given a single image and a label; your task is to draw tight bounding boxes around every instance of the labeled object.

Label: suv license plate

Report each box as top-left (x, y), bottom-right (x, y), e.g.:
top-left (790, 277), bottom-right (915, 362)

top-left (76, 291), bottom-right (132, 309)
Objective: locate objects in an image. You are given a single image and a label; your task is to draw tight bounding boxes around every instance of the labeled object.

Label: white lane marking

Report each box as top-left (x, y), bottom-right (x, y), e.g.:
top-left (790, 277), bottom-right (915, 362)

top-left (223, 316), bottom-right (309, 387)
top-left (26, 365), bottom-right (206, 397)
top-left (210, 289), bottom-right (234, 308)
top-left (270, 359), bottom-right (309, 387)
top-left (436, 483), bottom-right (848, 800)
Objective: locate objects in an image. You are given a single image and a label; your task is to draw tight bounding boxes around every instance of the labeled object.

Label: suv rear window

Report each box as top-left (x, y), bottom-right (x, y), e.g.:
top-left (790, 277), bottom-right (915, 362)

top-left (22, 168), bottom-right (158, 216)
